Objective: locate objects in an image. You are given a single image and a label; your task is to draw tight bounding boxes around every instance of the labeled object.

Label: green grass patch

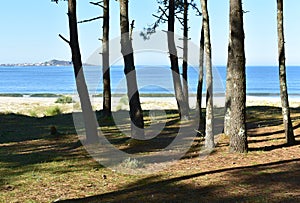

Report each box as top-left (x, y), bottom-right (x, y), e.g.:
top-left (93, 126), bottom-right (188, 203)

top-left (44, 106), bottom-right (62, 117)
top-left (55, 96), bottom-right (73, 104)
top-left (30, 93), bottom-right (61, 97)
top-left (0, 93), bottom-right (23, 97)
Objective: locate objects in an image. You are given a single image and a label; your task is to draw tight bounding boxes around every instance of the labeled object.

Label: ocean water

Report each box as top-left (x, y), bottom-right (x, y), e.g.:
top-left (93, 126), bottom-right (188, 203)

top-left (0, 65), bottom-right (299, 97)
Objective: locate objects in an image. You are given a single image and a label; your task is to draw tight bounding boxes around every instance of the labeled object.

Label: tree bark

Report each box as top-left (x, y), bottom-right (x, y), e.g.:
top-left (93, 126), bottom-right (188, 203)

top-left (119, 0), bottom-right (145, 139)
top-left (182, 0), bottom-right (189, 114)
top-left (67, 0), bottom-right (98, 143)
top-left (168, 0), bottom-right (189, 119)
top-left (102, 0), bottom-right (111, 116)
top-left (227, 0), bottom-right (248, 153)
top-left (196, 24), bottom-right (204, 133)
top-left (224, 52), bottom-right (232, 136)
top-left (277, 0), bottom-right (295, 145)
top-left (200, 0), bottom-right (214, 149)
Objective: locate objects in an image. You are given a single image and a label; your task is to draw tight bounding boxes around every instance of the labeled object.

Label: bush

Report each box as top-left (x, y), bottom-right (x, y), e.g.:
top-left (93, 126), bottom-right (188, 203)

top-left (55, 96), bottom-right (73, 104)
top-left (116, 96), bottom-right (129, 111)
top-left (29, 110), bottom-right (38, 117)
top-left (44, 106), bottom-right (62, 116)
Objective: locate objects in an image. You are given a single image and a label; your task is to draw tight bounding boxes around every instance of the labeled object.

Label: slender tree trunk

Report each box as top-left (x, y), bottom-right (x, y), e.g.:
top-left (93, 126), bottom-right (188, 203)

top-left (197, 23), bottom-right (204, 134)
top-left (224, 55), bottom-right (232, 136)
top-left (224, 0), bottom-right (233, 137)
top-left (168, 0), bottom-right (189, 119)
top-left (200, 0), bottom-right (214, 149)
top-left (67, 0), bottom-right (98, 143)
top-left (102, 0), bottom-right (111, 116)
top-left (227, 0), bottom-right (247, 153)
top-left (277, 0), bottom-right (295, 145)
top-left (182, 0), bottom-right (189, 113)
top-left (119, 0), bottom-right (144, 139)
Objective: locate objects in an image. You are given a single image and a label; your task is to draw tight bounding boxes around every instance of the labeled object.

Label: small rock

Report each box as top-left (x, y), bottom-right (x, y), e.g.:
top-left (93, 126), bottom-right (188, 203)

top-left (86, 184), bottom-right (93, 188)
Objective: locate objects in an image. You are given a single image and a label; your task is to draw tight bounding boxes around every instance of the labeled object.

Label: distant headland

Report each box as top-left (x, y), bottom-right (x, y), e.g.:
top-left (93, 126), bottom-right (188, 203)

top-left (0, 59), bottom-right (92, 67)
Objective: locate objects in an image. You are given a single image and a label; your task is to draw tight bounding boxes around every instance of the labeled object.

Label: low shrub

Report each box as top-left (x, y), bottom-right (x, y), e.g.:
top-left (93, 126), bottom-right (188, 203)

top-left (55, 96), bottom-right (73, 104)
top-left (44, 106), bottom-right (62, 116)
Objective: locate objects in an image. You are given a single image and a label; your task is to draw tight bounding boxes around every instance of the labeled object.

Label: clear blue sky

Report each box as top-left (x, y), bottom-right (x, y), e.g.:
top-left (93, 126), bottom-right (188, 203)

top-left (0, 0), bottom-right (299, 66)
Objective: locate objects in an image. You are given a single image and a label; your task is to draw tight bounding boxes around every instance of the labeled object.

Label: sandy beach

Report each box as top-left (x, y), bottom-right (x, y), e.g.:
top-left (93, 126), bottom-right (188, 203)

top-left (0, 95), bottom-right (299, 117)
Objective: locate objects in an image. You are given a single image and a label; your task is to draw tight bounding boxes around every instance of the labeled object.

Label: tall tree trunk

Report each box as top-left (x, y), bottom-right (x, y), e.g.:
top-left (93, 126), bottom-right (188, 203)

top-left (67, 0), bottom-right (98, 143)
top-left (277, 0), bottom-right (295, 145)
top-left (224, 1), bottom-right (233, 137)
top-left (102, 0), bottom-right (111, 116)
top-left (182, 0), bottom-right (189, 114)
top-left (197, 24), bottom-right (204, 133)
top-left (224, 52), bottom-right (232, 136)
top-left (119, 0), bottom-right (144, 139)
top-left (168, 0), bottom-right (189, 119)
top-left (227, 0), bottom-right (247, 153)
top-left (200, 0), bottom-right (214, 149)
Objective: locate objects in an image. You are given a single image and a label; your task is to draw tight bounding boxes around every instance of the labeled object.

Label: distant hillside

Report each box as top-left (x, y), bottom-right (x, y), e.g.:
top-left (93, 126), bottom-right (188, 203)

top-left (0, 59), bottom-right (93, 67)
top-left (42, 59), bottom-right (72, 66)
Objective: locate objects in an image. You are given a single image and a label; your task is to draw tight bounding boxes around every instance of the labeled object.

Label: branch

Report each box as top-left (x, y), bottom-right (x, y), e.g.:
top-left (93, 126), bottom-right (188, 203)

top-left (59, 34), bottom-right (70, 44)
top-left (176, 16), bottom-right (184, 20)
top-left (158, 6), bottom-right (169, 18)
top-left (152, 14), bottom-right (167, 22)
top-left (78, 16), bottom-right (103, 24)
top-left (140, 5), bottom-right (169, 40)
top-left (89, 1), bottom-right (103, 6)
top-left (51, 0), bottom-right (67, 4)
top-left (175, 15), bottom-right (184, 26)
top-left (189, 2), bottom-right (202, 16)
top-left (175, 10), bottom-right (182, 15)
top-left (90, 1), bottom-right (106, 9)
top-left (130, 20), bottom-right (135, 40)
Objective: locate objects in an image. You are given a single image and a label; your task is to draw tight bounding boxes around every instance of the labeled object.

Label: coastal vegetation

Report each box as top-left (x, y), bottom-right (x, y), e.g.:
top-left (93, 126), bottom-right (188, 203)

top-left (55, 96), bottom-right (74, 104)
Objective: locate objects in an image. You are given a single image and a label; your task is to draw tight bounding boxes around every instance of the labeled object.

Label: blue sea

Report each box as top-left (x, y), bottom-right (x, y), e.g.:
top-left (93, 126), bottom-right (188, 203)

top-left (0, 65), bottom-right (299, 97)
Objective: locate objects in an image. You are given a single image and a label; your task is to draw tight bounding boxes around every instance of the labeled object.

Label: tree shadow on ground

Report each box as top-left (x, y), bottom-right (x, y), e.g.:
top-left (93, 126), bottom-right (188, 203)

top-left (249, 140), bottom-right (300, 152)
top-left (1, 106), bottom-right (300, 200)
top-left (250, 123), bottom-right (300, 137)
top-left (246, 106), bottom-right (300, 130)
top-left (0, 109), bottom-right (192, 188)
top-left (0, 113), bottom-right (76, 144)
top-left (246, 106), bottom-right (300, 151)
top-left (99, 109), bottom-right (194, 154)
top-left (57, 158), bottom-right (300, 203)
top-left (0, 113), bottom-right (101, 187)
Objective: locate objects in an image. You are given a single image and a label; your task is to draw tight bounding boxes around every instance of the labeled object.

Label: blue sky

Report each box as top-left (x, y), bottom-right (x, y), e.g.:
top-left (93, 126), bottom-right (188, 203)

top-left (0, 0), bottom-right (299, 65)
